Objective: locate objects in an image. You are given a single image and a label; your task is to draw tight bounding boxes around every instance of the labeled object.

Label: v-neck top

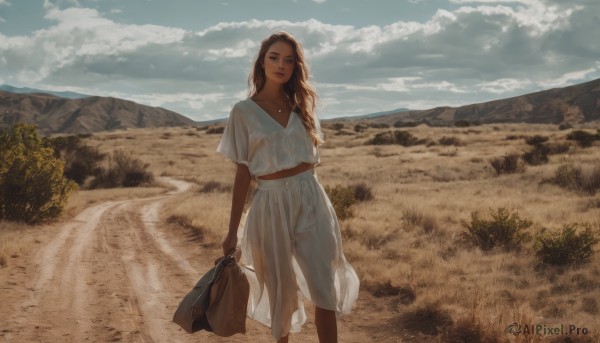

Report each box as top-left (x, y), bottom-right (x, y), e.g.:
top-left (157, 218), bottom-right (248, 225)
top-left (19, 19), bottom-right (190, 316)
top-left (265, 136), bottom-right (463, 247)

top-left (216, 99), bottom-right (322, 177)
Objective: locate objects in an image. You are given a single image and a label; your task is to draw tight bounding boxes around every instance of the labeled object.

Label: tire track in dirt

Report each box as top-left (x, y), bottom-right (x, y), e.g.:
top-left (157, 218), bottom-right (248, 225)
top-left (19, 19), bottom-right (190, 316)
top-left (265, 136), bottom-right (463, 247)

top-left (1, 178), bottom-right (203, 342)
top-left (0, 177), bottom-right (375, 343)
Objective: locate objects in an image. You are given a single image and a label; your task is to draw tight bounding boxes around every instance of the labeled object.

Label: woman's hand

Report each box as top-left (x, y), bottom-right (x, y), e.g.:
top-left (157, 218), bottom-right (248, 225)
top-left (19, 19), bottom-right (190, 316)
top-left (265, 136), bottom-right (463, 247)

top-left (222, 232), bottom-right (238, 257)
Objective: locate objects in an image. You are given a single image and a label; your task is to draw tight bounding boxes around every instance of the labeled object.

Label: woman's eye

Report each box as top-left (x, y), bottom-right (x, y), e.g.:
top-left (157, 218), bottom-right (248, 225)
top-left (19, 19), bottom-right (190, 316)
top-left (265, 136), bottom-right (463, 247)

top-left (285, 59), bottom-right (294, 64)
top-left (269, 56), bottom-right (277, 61)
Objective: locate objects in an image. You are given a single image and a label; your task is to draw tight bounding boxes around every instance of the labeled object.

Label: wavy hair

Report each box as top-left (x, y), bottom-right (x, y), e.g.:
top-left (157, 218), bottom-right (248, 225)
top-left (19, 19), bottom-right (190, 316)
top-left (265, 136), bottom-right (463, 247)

top-left (248, 31), bottom-right (322, 146)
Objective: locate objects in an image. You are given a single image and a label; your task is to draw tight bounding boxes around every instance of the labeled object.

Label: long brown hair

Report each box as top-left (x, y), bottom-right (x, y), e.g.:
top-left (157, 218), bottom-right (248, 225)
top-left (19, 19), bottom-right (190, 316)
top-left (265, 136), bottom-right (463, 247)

top-left (248, 31), bottom-right (322, 146)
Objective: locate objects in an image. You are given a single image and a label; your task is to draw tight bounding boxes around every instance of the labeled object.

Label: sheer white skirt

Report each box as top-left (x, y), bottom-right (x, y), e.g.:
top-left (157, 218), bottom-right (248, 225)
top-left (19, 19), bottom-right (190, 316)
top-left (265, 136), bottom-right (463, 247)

top-left (240, 169), bottom-right (359, 339)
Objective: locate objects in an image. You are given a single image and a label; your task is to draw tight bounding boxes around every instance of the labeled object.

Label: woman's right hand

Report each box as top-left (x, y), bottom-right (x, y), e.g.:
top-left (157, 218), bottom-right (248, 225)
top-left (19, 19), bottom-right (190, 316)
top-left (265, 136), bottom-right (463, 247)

top-left (221, 232), bottom-right (238, 257)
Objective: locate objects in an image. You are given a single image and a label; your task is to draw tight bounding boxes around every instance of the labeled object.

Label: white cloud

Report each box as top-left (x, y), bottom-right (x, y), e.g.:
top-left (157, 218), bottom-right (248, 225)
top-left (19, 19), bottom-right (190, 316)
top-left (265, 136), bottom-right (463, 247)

top-left (1, 0), bottom-right (597, 120)
top-left (0, 0), bottom-right (10, 5)
top-left (0, 16), bottom-right (5, 23)
top-left (110, 8), bottom-right (122, 14)
top-left (476, 78), bottom-right (533, 93)
top-left (312, 0), bottom-right (326, 3)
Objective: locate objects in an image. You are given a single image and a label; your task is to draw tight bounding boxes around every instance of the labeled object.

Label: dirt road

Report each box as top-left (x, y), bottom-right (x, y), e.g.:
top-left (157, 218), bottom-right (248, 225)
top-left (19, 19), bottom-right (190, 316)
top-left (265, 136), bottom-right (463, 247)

top-left (0, 178), bottom-right (387, 343)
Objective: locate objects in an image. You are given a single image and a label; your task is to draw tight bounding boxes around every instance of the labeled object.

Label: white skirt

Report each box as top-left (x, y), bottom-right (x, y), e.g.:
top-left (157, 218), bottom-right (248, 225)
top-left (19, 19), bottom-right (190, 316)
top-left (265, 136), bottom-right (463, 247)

top-left (241, 169), bottom-right (359, 339)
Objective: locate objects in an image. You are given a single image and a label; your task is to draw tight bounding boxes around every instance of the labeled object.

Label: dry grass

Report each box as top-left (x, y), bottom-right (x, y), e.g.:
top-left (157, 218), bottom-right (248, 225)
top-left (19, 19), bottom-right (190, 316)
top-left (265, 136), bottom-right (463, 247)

top-left (2, 122), bottom-right (599, 340)
top-left (0, 221), bottom-right (41, 268)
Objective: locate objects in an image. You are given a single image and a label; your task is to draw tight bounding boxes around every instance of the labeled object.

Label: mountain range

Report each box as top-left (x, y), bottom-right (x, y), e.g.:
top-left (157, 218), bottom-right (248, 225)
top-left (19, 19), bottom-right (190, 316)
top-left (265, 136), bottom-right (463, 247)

top-left (362, 78), bottom-right (600, 126)
top-left (0, 90), bottom-right (196, 135)
top-left (1, 78), bottom-right (599, 135)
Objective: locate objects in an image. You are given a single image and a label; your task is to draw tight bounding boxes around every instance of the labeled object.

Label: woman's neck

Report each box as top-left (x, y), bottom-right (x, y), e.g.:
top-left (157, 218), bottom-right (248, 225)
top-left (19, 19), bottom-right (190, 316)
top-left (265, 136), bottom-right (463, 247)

top-left (257, 81), bottom-right (286, 101)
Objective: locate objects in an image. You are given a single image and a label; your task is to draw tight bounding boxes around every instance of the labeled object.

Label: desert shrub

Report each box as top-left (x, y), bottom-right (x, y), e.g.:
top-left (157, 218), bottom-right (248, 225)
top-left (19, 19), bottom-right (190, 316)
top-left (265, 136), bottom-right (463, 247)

top-left (535, 223), bottom-right (600, 265)
top-left (558, 122), bottom-right (573, 130)
top-left (369, 123), bottom-right (389, 129)
top-left (199, 181), bottom-right (231, 193)
top-left (438, 136), bottom-right (464, 146)
top-left (91, 150), bottom-right (154, 188)
top-left (354, 124), bottom-right (368, 133)
top-left (324, 184), bottom-right (356, 220)
top-left (366, 130), bottom-right (422, 146)
top-left (394, 130), bottom-right (418, 147)
top-left (522, 145), bottom-right (549, 166)
top-left (0, 124), bottom-right (78, 223)
top-left (441, 316), bottom-right (504, 343)
top-left (367, 131), bottom-right (395, 145)
top-left (206, 126), bottom-right (225, 134)
top-left (544, 164), bottom-right (600, 194)
top-left (328, 122), bottom-right (344, 130)
top-left (490, 154), bottom-right (526, 175)
top-left (454, 120), bottom-right (471, 127)
top-left (461, 207), bottom-right (532, 251)
top-left (402, 207), bottom-right (424, 228)
top-left (525, 135), bottom-right (549, 146)
top-left (394, 120), bottom-right (419, 128)
top-left (44, 135), bottom-right (105, 186)
top-left (545, 142), bottom-right (570, 155)
top-left (566, 130), bottom-right (598, 147)
top-left (352, 182), bottom-right (373, 202)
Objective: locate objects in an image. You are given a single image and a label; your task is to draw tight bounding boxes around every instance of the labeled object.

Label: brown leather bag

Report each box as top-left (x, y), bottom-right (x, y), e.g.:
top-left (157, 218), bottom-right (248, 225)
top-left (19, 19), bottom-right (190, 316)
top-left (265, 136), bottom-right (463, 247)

top-left (172, 250), bottom-right (249, 336)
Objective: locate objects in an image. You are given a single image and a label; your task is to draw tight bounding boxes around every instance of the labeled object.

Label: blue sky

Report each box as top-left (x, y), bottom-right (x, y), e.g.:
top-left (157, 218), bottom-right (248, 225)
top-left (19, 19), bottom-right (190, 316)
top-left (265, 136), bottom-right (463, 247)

top-left (1, 0), bottom-right (599, 121)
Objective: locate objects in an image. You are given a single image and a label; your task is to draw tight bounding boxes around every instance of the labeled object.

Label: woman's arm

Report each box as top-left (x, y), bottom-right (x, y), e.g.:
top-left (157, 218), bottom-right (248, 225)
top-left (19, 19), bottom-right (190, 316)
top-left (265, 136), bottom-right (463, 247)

top-left (222, 163), bottom-right (252, 255)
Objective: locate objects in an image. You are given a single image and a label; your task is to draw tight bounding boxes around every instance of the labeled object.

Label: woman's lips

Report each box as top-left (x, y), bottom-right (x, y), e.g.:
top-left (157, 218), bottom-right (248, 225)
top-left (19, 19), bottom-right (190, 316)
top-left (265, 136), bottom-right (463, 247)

top-left (275, 72), bottom-right (285, 77)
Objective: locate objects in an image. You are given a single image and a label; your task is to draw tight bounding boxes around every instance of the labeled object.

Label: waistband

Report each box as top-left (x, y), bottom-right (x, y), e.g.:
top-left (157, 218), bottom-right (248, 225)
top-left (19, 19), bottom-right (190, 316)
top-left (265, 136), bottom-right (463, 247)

top-left (256, 169), bottom-right (316, 190)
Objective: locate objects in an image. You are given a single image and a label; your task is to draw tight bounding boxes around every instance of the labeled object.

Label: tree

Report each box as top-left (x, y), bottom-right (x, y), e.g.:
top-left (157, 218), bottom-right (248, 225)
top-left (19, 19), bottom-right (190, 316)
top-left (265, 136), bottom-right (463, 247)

top-left (0, 124), bottom-right (78, 223)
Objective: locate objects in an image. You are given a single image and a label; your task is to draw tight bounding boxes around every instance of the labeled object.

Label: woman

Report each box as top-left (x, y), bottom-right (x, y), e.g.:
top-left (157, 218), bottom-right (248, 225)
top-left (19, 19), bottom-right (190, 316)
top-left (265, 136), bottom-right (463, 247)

top-left (217, 31), bottom-right (359, 343)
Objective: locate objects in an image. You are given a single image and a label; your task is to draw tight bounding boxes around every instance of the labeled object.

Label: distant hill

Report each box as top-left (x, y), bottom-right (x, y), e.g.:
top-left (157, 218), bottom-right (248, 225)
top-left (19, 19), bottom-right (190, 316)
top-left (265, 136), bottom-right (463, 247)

top-left (339, 78), bottom-right (600, 126)
top-left (0, 84), bottom-right (90, 99)
top-left (0, 91), bottom-right (197, 135)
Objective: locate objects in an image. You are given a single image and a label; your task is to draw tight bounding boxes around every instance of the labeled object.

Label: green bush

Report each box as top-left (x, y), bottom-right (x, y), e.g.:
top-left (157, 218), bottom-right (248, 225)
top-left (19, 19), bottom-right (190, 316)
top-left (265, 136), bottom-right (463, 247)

top-left (535, 223), bottom-right (600, 265)
top-left (490, 154), bottom-right (526, 175)
top-left (0, 124), bottom-right (78, 223)
top-left (461, 207), bottom-right (532, 251)
top-left (324, 184), bottom-right (356, 220)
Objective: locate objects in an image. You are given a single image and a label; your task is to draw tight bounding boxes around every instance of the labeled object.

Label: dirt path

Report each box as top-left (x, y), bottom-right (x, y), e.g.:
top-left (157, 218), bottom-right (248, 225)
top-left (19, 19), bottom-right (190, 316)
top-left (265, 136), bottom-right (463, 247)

top-left (0, 178), bottom-right (387, 343)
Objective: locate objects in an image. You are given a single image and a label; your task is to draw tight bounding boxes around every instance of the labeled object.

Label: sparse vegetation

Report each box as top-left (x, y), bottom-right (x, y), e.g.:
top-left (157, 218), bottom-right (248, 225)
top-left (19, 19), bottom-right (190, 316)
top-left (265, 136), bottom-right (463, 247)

top-left (324, 184), bottom-right (356, 220)
top-left (206, 126), bottom-right (225, 134)
top-left (438, 136), bottom-right (464, 146)
top-left (461, 207), bottom-right (532, 251)
top-left (490, 154), bottom-right (526, 175)
top-left (90, 150), bottom-right (154, 188)
top-left (544, 163), bottom-right (600, 195)
top-left (44, 135), bottom-right (105, 186)
top-left (566, 130), bottom-right (599, 148)
top-left (535, 223), bottom-right (600, 265)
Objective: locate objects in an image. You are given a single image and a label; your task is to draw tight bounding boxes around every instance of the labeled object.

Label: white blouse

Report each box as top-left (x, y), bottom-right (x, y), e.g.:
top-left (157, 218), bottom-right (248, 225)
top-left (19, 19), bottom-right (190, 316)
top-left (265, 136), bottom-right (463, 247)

top-left (216, 99), bottom-right (323, 177)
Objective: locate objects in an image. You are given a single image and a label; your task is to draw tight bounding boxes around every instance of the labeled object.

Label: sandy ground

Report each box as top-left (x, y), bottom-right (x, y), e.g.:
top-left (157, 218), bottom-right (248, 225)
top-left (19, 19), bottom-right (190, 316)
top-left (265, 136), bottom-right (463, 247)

top-left (0, 178), bottom-right (397, 343)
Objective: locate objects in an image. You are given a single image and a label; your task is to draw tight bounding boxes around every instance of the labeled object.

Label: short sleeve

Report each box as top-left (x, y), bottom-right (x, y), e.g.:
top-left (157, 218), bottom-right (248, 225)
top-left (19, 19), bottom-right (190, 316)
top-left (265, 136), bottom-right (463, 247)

top-left (216, 104), bottom-right (249, 166)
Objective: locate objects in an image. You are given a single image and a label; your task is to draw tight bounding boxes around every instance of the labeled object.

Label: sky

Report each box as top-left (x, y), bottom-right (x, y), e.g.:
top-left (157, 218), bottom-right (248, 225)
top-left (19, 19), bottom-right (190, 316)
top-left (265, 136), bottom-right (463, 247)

top-left (0, 0), bottom-right (599, 121)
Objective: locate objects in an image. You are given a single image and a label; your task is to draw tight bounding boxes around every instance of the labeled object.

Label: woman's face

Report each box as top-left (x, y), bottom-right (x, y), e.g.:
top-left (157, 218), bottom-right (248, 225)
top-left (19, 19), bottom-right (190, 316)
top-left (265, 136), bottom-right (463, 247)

top-left (262, 41), bottom-right (295, 85)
